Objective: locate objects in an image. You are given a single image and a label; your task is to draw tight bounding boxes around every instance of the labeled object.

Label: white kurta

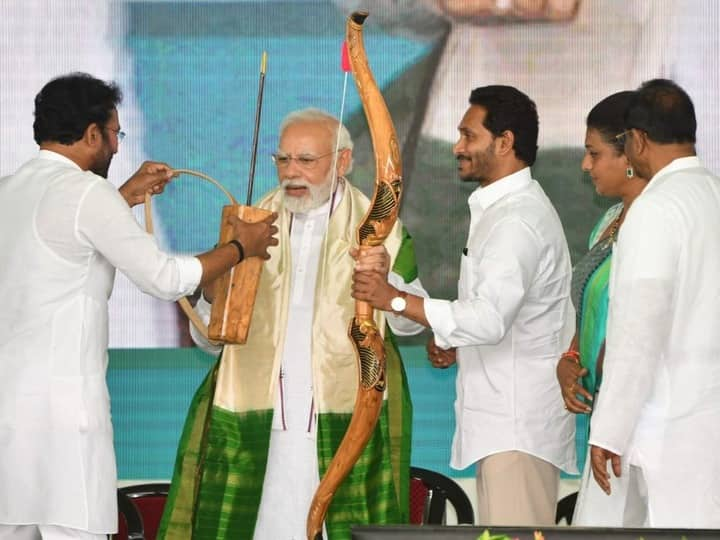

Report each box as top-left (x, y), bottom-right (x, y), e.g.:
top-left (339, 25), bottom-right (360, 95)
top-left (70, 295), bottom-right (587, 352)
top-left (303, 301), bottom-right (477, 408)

top-left (0, 151), bottom-right (202, 533)
top-left (589, 156), bottom-right (720, 527)
top-left (191, 183), bottom-right (427, 540)
top-left (424, 168), bottom-right (576, 473)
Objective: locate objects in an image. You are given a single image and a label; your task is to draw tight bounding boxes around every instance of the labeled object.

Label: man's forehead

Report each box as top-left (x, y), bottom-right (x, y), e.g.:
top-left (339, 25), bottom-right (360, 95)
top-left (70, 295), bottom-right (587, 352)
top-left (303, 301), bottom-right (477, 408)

top-left (458, 105), bottom-right (488, 133)
top-left (108, 108), bottom-right (120, 127)
top-left (279, 120), bottom-right (333, 149)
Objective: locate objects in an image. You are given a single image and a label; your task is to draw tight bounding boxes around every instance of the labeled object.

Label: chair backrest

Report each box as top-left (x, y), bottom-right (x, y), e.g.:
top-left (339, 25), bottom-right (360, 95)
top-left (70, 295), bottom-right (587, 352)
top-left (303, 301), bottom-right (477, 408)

top-left (555, 490), bottom-right (578, 525)
top-left (119, 483), bottom-right (170, 540)
top-left (409, 466), bottom-right (474, 525)
top-left (115, 489), bottom-right (145, 540)
top-left (409, 476), bottom-right (431, 524)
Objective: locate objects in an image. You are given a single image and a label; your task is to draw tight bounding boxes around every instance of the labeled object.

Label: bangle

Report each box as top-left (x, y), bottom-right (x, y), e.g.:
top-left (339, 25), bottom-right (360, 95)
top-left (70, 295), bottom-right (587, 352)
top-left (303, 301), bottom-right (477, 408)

top-left (561, 349), bottom-right (580, 364)
top-left (228, 239), bottom-right (244, 264)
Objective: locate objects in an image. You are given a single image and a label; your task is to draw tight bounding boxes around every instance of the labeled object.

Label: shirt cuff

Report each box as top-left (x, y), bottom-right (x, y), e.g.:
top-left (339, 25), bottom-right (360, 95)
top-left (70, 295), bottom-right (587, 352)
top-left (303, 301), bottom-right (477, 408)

top-left (424, 297), bottom-right (457, 349)
top-left (587, 436), bottom-right (624, 457)
top-left (194, 293), bottom-right (213, 323)
top-left (386, 312), bottom-right (425, 336)
top-left (387, 272), bottom-right (428, 298)
top-left (175, 256), bottom-right (203, 296)
top-left (188, 293), bottom-right (223, 355)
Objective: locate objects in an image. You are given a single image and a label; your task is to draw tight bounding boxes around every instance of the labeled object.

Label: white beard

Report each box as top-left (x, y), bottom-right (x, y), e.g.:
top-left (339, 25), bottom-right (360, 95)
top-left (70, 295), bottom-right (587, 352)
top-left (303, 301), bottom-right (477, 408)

top-left (280, 176), bottom-right (333, 214)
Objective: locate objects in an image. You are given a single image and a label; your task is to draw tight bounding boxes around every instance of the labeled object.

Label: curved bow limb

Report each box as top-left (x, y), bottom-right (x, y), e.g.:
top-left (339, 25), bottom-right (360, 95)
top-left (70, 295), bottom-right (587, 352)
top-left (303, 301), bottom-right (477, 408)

top-left (306, 10), bottom-right (403, 540)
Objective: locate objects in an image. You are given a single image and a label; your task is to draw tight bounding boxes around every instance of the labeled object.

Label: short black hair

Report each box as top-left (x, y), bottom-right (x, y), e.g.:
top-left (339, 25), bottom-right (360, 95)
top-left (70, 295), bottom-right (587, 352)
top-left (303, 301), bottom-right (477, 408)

top-left (33, 72), bottom-right (123, 145)
top-left (586, 91), bottom-right (635, 153)
top-left (469, 85), bottom-right (538, 166)
top-left (625, 78), bottom-right (696, 144)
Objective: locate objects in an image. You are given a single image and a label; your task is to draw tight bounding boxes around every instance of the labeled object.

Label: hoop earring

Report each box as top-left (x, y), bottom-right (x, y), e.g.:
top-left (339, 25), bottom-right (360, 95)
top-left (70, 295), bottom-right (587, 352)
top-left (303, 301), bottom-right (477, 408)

top-left (626, 167), bottom-right (634, 179)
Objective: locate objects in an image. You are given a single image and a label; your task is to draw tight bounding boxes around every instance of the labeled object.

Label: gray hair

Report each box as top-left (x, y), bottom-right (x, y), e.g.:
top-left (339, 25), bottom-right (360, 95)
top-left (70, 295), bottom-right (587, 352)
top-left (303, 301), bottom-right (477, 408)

top-left (279, 108), bottom-right (354, 174)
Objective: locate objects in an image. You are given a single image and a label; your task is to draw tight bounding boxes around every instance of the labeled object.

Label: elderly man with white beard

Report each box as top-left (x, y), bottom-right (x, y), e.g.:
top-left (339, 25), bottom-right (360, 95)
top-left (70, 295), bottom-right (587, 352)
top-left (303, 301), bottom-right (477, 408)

top-left (159, 108), bottom-right (428, 540)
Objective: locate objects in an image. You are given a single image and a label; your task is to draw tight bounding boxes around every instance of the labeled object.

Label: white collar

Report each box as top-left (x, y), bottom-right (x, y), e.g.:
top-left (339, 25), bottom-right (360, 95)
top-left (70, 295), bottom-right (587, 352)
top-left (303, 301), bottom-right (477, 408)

top-left (37, 149), bottom-right (82, 170)
top-left (650, 156), bottom-right (702, 184)
top-left (468, 167), bottom-right (532, 211)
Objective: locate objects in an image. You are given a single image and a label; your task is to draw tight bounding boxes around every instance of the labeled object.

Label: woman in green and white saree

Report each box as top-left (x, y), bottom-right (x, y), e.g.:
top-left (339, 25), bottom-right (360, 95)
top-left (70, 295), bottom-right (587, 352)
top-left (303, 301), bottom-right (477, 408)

top-left (555, 91), bottom-right (648, 526)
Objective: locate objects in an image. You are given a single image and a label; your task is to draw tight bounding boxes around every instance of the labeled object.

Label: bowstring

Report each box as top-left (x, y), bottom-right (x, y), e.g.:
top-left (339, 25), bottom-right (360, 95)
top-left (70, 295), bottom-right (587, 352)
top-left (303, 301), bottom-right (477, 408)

top-left (317, 69), bottom-right (349, 287)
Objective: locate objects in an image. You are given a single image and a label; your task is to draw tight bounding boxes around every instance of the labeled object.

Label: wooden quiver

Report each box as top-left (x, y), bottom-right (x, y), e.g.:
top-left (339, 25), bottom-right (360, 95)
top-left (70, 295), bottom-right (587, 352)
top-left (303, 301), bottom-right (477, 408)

top-left (208, 204), bottom-right (272, 344)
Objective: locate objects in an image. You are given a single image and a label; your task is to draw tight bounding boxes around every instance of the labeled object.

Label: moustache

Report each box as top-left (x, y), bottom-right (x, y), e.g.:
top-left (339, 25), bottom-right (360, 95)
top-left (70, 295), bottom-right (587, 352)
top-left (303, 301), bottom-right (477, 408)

top-left (281, 178), bottom-right (311, 188)
top-left (456, 155), bottom-right (471, 162)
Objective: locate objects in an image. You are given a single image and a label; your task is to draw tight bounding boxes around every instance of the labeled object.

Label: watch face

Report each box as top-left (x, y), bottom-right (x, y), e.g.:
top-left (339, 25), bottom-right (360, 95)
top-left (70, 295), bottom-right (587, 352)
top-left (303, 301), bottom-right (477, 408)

top-left (391, 296), bottom-right (407, 312)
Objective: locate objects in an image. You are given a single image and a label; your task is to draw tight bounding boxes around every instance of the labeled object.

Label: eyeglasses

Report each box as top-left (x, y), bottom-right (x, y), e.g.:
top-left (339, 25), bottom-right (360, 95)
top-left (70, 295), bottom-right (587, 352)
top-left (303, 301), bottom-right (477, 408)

top-left (271, 150), bottom-right (336, 169)
top-left (614, 130), bottom-right (632, 145)
top-left (106, 126), bottom-right (126, 142)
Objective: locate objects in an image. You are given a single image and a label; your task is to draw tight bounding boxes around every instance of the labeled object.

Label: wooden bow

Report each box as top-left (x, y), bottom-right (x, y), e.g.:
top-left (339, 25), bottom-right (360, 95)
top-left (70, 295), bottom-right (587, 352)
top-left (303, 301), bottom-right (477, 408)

top-left (306, 11), bottom-right (403, 540)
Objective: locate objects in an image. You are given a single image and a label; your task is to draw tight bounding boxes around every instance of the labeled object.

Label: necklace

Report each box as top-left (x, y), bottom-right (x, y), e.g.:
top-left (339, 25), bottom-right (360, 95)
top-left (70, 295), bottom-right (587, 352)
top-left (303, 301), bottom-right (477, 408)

top-left (603, 207), bottom-right (625, 245)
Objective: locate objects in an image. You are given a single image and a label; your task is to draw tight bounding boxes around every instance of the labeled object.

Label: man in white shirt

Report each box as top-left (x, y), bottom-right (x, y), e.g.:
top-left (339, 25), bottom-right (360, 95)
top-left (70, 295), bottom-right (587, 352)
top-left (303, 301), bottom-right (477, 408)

top-left (353, 85), bottom-right (576, 526)
top-left (160, 108), bottom-right (427, 540)
top-left (0, 73), bottom-right (278, 540)
top-left (589, 79), bottom-right (720, 527)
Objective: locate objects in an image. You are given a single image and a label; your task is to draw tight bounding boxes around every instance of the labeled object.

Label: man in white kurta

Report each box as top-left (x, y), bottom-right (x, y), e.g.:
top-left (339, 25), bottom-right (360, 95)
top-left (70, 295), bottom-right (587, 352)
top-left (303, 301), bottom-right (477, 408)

top-left (590, 79), bottom-right (720, 527)
top-left (353, 86), bottom-right (576, 526)
top-left (0, 73), bottom-right (277, 540)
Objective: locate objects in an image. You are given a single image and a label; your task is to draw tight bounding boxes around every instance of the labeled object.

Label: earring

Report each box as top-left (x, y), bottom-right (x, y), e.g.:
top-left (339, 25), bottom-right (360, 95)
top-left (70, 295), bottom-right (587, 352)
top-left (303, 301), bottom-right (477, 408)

top-left (626, 167), bottom-right (634, 179)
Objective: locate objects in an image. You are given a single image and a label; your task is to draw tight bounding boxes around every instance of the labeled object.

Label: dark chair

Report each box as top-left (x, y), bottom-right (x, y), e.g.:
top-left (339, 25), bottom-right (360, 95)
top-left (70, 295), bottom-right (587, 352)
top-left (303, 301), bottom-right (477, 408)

top-left (409, 466), bottom-right (474, 525)
top-left (555, 490), bottom-right (578, 525)
top-left (119, 483), bottom-right (170, 540)
top-left (115, 489), bottom-right (144, 540)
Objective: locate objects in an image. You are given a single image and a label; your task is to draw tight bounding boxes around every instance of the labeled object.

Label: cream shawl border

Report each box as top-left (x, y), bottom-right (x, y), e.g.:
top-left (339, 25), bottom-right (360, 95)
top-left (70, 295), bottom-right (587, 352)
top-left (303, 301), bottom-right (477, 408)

top-left (213, 180), bottom-right (403, 415)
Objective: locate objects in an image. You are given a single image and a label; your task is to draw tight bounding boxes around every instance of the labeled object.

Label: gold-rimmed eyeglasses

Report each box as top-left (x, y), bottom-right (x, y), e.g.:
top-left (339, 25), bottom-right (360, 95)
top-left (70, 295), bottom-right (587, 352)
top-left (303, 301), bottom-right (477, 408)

top-left (271, 150), bottom-right (336, 170)
top-left (106, 126), bottom-right (126, 142)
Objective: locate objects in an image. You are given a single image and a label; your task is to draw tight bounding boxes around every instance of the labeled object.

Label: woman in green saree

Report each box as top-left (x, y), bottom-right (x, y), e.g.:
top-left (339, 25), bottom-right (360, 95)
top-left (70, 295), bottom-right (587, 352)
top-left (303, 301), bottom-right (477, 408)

top-left (556, 91), bottom-right (648, 525)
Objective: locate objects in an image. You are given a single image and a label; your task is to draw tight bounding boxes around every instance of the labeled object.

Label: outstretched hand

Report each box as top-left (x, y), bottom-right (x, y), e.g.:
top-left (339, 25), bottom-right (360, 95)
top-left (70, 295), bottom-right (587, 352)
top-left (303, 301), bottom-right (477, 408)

top-left (351, 270), bottom-right (396, 310)
top-left (350, 245), bottom-right (390, 275)
top-left (350, 245), bottom-right (395, 310)
top-left (119, 161), bottom-right (177, 207)
top-left (229, 212), bottom-right (279, 260)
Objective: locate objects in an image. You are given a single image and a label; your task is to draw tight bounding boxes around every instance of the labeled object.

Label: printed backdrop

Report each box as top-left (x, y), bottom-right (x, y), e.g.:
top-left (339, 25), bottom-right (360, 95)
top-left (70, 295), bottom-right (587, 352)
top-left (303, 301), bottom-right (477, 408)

top-left (1, 0), bottom-right (718, 481)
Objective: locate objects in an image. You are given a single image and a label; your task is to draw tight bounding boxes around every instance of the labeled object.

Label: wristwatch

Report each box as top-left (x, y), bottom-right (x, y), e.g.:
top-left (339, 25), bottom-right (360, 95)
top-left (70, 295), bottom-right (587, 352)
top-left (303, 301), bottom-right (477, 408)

top-left (390, 290), bottom-right (408, 315)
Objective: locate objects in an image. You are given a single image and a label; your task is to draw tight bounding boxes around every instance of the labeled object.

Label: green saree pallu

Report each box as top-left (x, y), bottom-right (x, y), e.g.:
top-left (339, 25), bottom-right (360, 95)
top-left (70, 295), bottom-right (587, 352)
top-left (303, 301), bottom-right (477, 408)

top-left (571, 203), bottom-right (623, 417)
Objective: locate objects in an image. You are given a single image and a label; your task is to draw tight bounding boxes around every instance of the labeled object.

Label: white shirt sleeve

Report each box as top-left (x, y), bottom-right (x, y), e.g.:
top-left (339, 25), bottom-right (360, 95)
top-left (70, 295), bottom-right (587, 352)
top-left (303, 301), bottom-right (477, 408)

top-left (188, 294), bottom-right (224, 355)
top-left (589, 198), bottom-right (677, 455)
top-left (424, 217), bottom-right (541, 349)
top-left (75, 180), bottom-right (202, 300)
top-left (385, 271), bottom-right (428, 336)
